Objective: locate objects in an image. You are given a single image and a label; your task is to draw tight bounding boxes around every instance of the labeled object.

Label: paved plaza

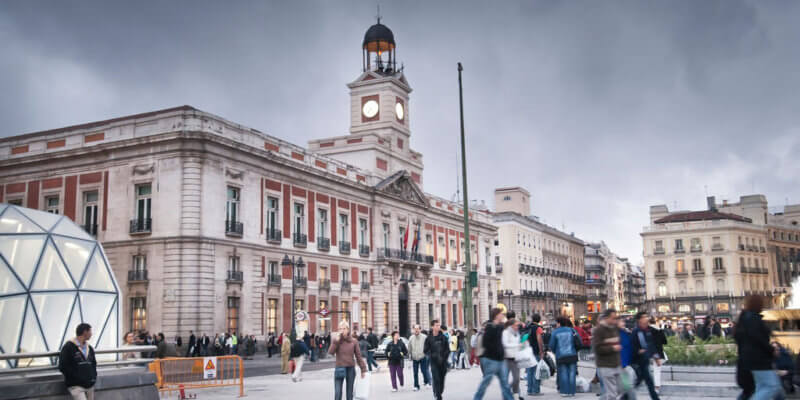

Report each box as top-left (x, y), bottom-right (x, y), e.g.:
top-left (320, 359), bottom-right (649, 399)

top-left (187, 360), bottom-right (714, 400)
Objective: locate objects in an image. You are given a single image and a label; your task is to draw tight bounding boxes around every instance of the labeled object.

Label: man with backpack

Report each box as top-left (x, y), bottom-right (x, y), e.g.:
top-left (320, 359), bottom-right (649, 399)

top-left (472, 308), bottom-right (515, 400)
top-left (525, 314), bottom-right (546, 396)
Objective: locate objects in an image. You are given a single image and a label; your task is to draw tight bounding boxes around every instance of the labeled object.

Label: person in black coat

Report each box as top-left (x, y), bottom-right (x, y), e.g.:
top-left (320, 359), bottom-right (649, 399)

top-left (631, 312), bottom-right (661, 400)
top-left (735, 295), bottom-right (782, 400)
top-left (424, 320), bottom-right (451, 400)
top-left (59, 323), bottom-right (97, 400)
top-left (773, 342), bottom-right (795, 394)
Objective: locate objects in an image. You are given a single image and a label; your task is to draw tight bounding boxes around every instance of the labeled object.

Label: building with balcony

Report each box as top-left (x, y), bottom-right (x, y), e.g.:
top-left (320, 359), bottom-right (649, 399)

top-left (641, 195), bottom-right (796, 324)
top-left (0, 20), bottom-right (498, 339)
top-left (492, 187), bottom-right (586, 322)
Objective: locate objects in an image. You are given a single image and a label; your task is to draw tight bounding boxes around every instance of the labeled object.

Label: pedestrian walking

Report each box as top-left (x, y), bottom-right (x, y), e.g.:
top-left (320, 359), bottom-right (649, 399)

top-left (525, 314), bottom-right (545, 396)
top-left (267, 332), bottom-right (275, 358)
top-left (357, 334), bottom-right (369, 368)
top-left (386, 331), bottom-right (408, 391)
top-left (201, 333), bottom-right (210, 357)
top-left (186, 331), bottom-right (196, 357)
top-left (449, 330), bottom-right (459, 368)
top-left (365, 328), bottom-right (380, 371)
top-left (311, 334), bottom-right (318, 362)
top-left (329, 321), bottom-right (367, 400)
top-left (593, 309), bottom-right (632, 400)
top-left (631, 312), bottom-right (661, 400)
top-left (457, 331), bottom-right (468, 369)
top-left (59, 323), bottom-right (97, 400)
top-left (155, 333), bottom-right (167, 359)
top-left (736, 294), bottom-right (783, 400)
top-left (291, 338), bottom-right (309, 382)
top-left (548, 316), bottom-right (580, 396)
top-left (470, 328), bottom-right (480, 367)
top-left (281, 332), bottom-right (291, 374)
top-left (502, 318), bottom-right (523, 399)
top-left (650, 318), bottom-right (667, 392)
top-left (408, 324), bottom-right (431, 391)
top-left (424, 320), bottom-right (451, 400)
top-left (472, 308), bottom-right (514, 400)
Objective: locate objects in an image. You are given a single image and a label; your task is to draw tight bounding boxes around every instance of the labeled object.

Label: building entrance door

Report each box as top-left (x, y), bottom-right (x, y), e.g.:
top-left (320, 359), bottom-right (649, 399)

top-left (399, 283), bottom-right (409, 337)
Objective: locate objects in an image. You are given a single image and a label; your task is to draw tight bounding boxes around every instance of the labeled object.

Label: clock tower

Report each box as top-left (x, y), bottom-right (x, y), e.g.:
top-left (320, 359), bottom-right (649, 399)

top-left (309, 18), bottom-right (424, 186)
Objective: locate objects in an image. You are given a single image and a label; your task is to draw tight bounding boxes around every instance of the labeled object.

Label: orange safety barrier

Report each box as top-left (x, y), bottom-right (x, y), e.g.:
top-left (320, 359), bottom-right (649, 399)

top-left (149, 355), bottom-right (244, 397)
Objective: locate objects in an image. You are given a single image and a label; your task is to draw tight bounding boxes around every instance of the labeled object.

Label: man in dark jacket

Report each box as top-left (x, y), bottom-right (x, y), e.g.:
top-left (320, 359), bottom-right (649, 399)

top-left (59, 323), bottom-right (97, 400)
top-left (424, 320), bottom-right (451, 400)
top-left (631, 312), bottom-right (660, 400)
top-left (472, 309), bottom-right (514, 400)
top-left (366, 328), bottom-right (380, 371)
top-left (186, 331), bottom-right (196, 357)
top-left (736, 295), bottom-right (782, 399)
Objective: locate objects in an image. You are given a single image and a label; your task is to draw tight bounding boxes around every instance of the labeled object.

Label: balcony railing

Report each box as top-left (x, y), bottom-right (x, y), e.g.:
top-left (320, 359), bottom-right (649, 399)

top-left (128, 270), bottom-right (148, 282)
top-left (341, 281), bottom-right (351, 291)
top-left (319, 279), bottom-right (331, 290)
top-left (654, 249), bottom-right (665, 255)
top-left (225, 220), bottom-right (243, 236)
top-left (226, 270), bottom-right (243, 283)
top-left (359, 245), bottom-right (370, 257)
top-left (293, 233), bottom-right (307, 247)
top-left (713, 268), bottom-right (726, 275)
top-left (268, 274), bottom-right (281, 286)
top-left (712, 245), bottom-right (724, 251)
top-left (129, 218), bottom-right (152, 234)
top-left (674, 248), bottom-right (685, 254)
top-left (376, 248), bottom-right (434, 265)
top-left (361, 282), bottom-right (370, 290)
top-left (654, 270), bottom-right (668, 277)
top-left (438, 258), bottom-right (447, 268)
top-left (294, 276), bottom-right (307, 288)
top-left (691, 269), bottom-right (705, 276)
top-left (450, 262), bottom-right (458, 271)
top-left (266, 228), bottom-right (282, 244)
top-left (317, 237), bottom-right (330, 251)
top-left (84, 223), bottom-right (98, 237)
top-left (690, 246), bottom-right (703, 253)
top-left (339, 241), bottom-right (351, 255)
top-left (496, 264), bottom-right (503, 273)
top-left (739, 244), bottom-right (745, 251)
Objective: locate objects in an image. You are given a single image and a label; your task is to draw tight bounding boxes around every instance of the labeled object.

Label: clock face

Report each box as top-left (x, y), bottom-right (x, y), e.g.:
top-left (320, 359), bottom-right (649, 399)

top-left (395, 102), bottom-right (405, 120)
top-left (362, 100), bottom-right (379, 118)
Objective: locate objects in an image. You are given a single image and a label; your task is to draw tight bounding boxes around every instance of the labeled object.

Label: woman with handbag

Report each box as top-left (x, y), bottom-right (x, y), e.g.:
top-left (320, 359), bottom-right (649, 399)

top-left (329, 321), bottom-right (367, 400)
top-left (386, 331), bottom-right (408, 391)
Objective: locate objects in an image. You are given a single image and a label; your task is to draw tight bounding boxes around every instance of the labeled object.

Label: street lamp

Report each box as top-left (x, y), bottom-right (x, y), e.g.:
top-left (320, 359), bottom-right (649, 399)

top-left (502, 290), bottom-right (514, 313)
top-left (282, 254), bottom-right (305, 342)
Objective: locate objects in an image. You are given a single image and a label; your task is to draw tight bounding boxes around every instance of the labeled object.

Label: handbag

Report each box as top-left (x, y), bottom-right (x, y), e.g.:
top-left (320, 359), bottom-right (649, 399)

top-left (334, 366), bottom-right (347, 379)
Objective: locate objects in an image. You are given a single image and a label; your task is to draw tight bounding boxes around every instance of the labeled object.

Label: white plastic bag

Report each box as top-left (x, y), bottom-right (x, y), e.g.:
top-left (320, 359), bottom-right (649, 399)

top-left (355, 371), bottom-right (370, 400)
top-left (516, 345), bottom-right (536, 369)
top-left (534, 358), bottom-right (551, 380)
top-left (576, 376), bottom-right (591, 393)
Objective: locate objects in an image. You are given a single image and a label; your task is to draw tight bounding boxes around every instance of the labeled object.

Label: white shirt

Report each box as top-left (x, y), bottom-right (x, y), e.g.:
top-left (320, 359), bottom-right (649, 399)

top-left (502, 327), bottom-right (521, 359)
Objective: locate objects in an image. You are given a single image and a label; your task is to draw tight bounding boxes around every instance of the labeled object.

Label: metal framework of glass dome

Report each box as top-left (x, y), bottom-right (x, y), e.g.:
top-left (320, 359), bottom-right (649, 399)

top-left (0, 204), bottom-right (120, 368)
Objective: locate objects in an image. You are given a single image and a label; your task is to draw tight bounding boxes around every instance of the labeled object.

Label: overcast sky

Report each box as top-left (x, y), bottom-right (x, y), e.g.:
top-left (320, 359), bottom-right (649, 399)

top-left (2, 0), bottom-right (799, 263)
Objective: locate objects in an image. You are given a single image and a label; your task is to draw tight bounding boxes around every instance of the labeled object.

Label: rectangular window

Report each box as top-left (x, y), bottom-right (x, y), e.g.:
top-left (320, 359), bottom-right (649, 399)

top-left (693, 259), bottom-right (702, 271)
top-left (83, 191), bottom-right (99, 233)
top-left (318, 208), bottom-right (328, 238)
top-left (267, 196), bottom-right (279, 234)
top-left (226, 186), bottom-right (240, 223)
top-left (383, 302), bottom-right (390, 332)
top-left (135, 184), bottom-right (152, 221)
top-left (712, 236), bottom-right (721, 248)
top-left (361, 302), bottom-right (368, 327)
top-left (416, 303), bottom-right (421, 325)
top-left (228, 256), bottom-right (240, 273)
top-left (716, 303), bottom-right (730, 313)
top-left (675, 239), bottom-right (684, 250)
top-left (340, 214), bottom-right (349, 242)
top-left (428, 304), bottom-right (434, 324)
top-left (133, 255), bottom-right (146, 272)
top-left (656, 261), bottom-right (664, 273)
top-left (294, 203), bottom-right (305, 235)
top-left (131, 297), bottom-right (147, 331)
top-left (690, 238), bottom-right (701, 251)
top-left (361, 271), bottom-right (368, 283)
top-left (267, 299), bottom-right (278, 334)
top-left (441, 304), bottom-right (446, 324)
top-left (45, 196), bottom-right (60, 214)
top-left (399, 227), bottom-right (406, 249)
top-left (319, 300), bottom-right (328, 333)
top-left (714, 257), bottom-right (724, 270)
top-left (268, 261), bottom-right (278, 276)
top-left (359, 218), bottom-right (368, 245)
top-left (342, 268), bottom-right (349, 282)
top-left (227, 297), bottom-right (240, 333)
top-left (676, 259), bottom-right (685, 273)
top-left (341, 301), bottom-right (350, 322)
top-left (383, 223), bottom-right (390, 248)
top-left (695, 303), bottom-right (708, 312)
top-left (320, 266), bottom-right (328, 280)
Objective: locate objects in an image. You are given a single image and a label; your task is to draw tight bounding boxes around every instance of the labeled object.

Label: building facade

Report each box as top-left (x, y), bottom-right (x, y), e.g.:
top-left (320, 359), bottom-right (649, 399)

top-left (641, 195), bottom-right (800, 324)
top-left (0, 21), bottom-right (499, 340)
top-left (584, 242), bottom-right (643, 317)
top-left (492, 187), bottom-right (586, 322)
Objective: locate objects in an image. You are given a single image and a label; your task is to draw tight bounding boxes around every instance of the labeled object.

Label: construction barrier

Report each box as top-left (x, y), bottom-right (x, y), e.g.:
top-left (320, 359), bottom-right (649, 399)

top-left (149, 355), bottom-right (244, 397)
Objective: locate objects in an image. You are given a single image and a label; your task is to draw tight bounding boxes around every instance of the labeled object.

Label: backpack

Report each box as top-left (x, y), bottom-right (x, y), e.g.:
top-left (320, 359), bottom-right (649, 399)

top-left (474, 331), bottom-right (485, 357)
top-left (572, 328), bottom-right (582, 352)
top-left (526, 323), bottom-right (541, 356)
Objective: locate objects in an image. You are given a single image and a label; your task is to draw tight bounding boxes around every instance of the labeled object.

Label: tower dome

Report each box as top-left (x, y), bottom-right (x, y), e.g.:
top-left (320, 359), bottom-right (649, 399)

top-left (362, 22), bottom-right (395, 52)
top-left (362, 19), bottom-right (398, 74)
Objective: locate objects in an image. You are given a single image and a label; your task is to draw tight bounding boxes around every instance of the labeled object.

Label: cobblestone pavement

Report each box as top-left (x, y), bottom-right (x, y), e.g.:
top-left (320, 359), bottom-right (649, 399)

top-left (177, 360), bottom-right (718, 400)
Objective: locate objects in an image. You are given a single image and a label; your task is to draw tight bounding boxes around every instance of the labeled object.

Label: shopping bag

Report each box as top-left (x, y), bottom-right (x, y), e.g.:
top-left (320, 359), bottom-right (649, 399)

top-left (516, 345), bottom-right (536, 369)
top-left (576, 376), bottom-right (591, 393)
top-left (620, 366), bottom-right (635, 392)
top-left (355, 371), bottom-right (371, 400)
top-left (535, 358), bottom-right (551, 380)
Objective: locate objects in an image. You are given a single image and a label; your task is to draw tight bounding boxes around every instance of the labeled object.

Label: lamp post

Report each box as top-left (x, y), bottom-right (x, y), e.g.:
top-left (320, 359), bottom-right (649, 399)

top-left (282, 254), bottom-right (305, 342)
top-left (502, 289), bottom-right (514, 313)
top-left (457, 62), bottom-right (475, 330)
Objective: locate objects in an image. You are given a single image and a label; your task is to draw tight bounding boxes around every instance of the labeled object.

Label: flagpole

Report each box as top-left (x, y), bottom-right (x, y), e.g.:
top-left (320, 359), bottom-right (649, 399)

top-left (457, 62), bottom-right (474, 331)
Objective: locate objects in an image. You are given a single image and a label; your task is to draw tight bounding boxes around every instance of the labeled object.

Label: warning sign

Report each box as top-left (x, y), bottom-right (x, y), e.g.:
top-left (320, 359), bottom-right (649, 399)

top-left (203, 357), bottom-right (217, 379)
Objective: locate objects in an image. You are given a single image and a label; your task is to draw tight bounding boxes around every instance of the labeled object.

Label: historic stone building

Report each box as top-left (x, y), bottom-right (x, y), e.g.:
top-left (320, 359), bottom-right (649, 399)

top-left (0, 20), bottom-right (498, 339)
top-left (491, 187), bottom-right (586, 322)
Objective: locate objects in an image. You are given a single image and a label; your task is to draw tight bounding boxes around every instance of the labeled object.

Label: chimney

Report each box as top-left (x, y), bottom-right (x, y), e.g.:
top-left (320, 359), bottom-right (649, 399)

top-left (707, 196), bottom-right (717, 212)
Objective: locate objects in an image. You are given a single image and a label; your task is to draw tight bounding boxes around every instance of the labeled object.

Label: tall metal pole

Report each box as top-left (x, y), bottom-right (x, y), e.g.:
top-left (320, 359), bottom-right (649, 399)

top-left (291, 258), bottom-right (296, 342)
top-left (458, 62), bottom-right (474, 330)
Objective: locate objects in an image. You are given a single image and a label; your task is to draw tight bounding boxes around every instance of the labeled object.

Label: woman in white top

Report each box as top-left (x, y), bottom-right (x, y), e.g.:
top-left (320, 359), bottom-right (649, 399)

top-left (121, 331), bottom-right (141, 360)
top-left (502, 319), bottom-right (522, 399)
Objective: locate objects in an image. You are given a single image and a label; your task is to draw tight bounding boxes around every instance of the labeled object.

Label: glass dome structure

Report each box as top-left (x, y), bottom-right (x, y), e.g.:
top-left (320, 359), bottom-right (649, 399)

top-left (0, 204), bottom-right (119, 368)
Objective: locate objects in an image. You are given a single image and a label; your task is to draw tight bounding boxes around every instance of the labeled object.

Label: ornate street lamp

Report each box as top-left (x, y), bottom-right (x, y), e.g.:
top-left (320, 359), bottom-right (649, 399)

top-left (282, 254), bottom-right (305, 341)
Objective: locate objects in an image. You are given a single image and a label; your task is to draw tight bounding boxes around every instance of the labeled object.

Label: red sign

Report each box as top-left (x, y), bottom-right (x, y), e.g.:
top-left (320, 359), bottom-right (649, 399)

top-left (320, 308), bottom-right (330, 317)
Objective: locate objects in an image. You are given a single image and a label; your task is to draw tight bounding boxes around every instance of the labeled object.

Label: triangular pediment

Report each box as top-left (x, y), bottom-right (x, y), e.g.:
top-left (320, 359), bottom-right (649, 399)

top-left (374, 170), bottom-right (427, 207)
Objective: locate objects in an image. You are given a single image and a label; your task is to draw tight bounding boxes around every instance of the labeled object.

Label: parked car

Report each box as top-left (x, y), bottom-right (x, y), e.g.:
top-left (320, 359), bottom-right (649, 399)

top-left (374, 336), bottom-right (409, 359)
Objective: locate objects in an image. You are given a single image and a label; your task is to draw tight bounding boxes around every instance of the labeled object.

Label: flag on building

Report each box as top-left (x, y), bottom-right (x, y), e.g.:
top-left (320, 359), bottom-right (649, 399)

top-left (403, 221), bottom-right (410, 250)
top-left (412, 221), bottom-right (421, 253)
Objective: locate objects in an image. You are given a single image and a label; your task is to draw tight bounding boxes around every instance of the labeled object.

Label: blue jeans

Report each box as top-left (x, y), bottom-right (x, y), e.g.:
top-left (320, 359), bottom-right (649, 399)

top-left (334, 366), bottom-right (356, 400)
top-left (451, 351), bottom-right (459, 367)
top-left (557, 362), bottom-right (577, 395)
top-left (413, 357), bottom-right (432, 388)
top-left (366, 350), bottom-right (378, 371)
top-left (751, 370), bottom-right (784, 400)
top-left (473, 358), bottom-right (514, 400)
top-left (526, 365), bottom-right (541, 394)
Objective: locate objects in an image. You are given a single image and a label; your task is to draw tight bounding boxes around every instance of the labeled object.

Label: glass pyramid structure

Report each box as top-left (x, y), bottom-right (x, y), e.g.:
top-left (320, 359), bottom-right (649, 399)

top-left (0, 204), bottom-right (119, 368)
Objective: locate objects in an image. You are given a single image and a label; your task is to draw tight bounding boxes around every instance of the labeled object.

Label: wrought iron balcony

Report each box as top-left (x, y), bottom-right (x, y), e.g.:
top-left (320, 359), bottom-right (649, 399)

top-left (225, 220), bottom-right (243, 236)
top-left (339, 241), bottom-right (351, 255)
top-left (83, 223), bottom-right (98, 236)
top-left (266, 228), bottom-right (282, 244)
top-left (712, 267), bottom-right (726, 275)
top-left (692, 269), bottom-right (705, 276)
top-left (359, 245), bottom-right (370, 257)
top-left (294, 276), bottom-right (307, 288)
top-left (654, 270), bottom-right (668, 277)
top-left (675, 270), bottom-right (688, 276)
top-left (341, 281), bottom-right (351, 291)
top-left (674, 248), bottom-right (685, 254)
top-left (712, 244), bottom-right (724, 251)
top-left (317, 237), bottom-right (330, 251)
top-left (376, 248), bottom-right (434, 265)
top-left (319, 279), bottom-right (331, 290)
top-left (268, 273), bottom-right (281, 286)
top-left (129, 218), bottom-right (152, 234)
top-left (654, 248), bottom-right (665, 255)
top-left (128, 270), bottom-right (148, 282)
top-left (293, 232), bottom-right (307, 247)
top-left (361, 282), bottom-right (370, 290)
top-left (690, 246), bottom-right (703, 253)
top-left (226, 270), bottom-right (243, 283)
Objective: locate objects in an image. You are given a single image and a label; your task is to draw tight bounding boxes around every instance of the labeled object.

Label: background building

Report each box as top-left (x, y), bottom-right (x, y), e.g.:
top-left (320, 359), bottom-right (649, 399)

top-left (492, 187), bottom-right (586, 323)
top-left (0, 21), bottom-right (499, 340)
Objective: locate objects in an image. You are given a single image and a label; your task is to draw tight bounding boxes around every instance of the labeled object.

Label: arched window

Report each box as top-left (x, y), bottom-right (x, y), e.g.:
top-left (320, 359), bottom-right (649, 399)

top-left (658, 281), bottom-right (667, 297)
top-left (695, 280), bottom-right (704, 292)
top-left (716, 278), bottom-right (726, 294)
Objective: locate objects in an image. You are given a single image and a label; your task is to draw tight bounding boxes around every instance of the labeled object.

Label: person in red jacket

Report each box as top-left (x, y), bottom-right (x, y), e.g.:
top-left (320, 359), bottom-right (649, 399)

top-left (574, 320), bottom-right (592, 349)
